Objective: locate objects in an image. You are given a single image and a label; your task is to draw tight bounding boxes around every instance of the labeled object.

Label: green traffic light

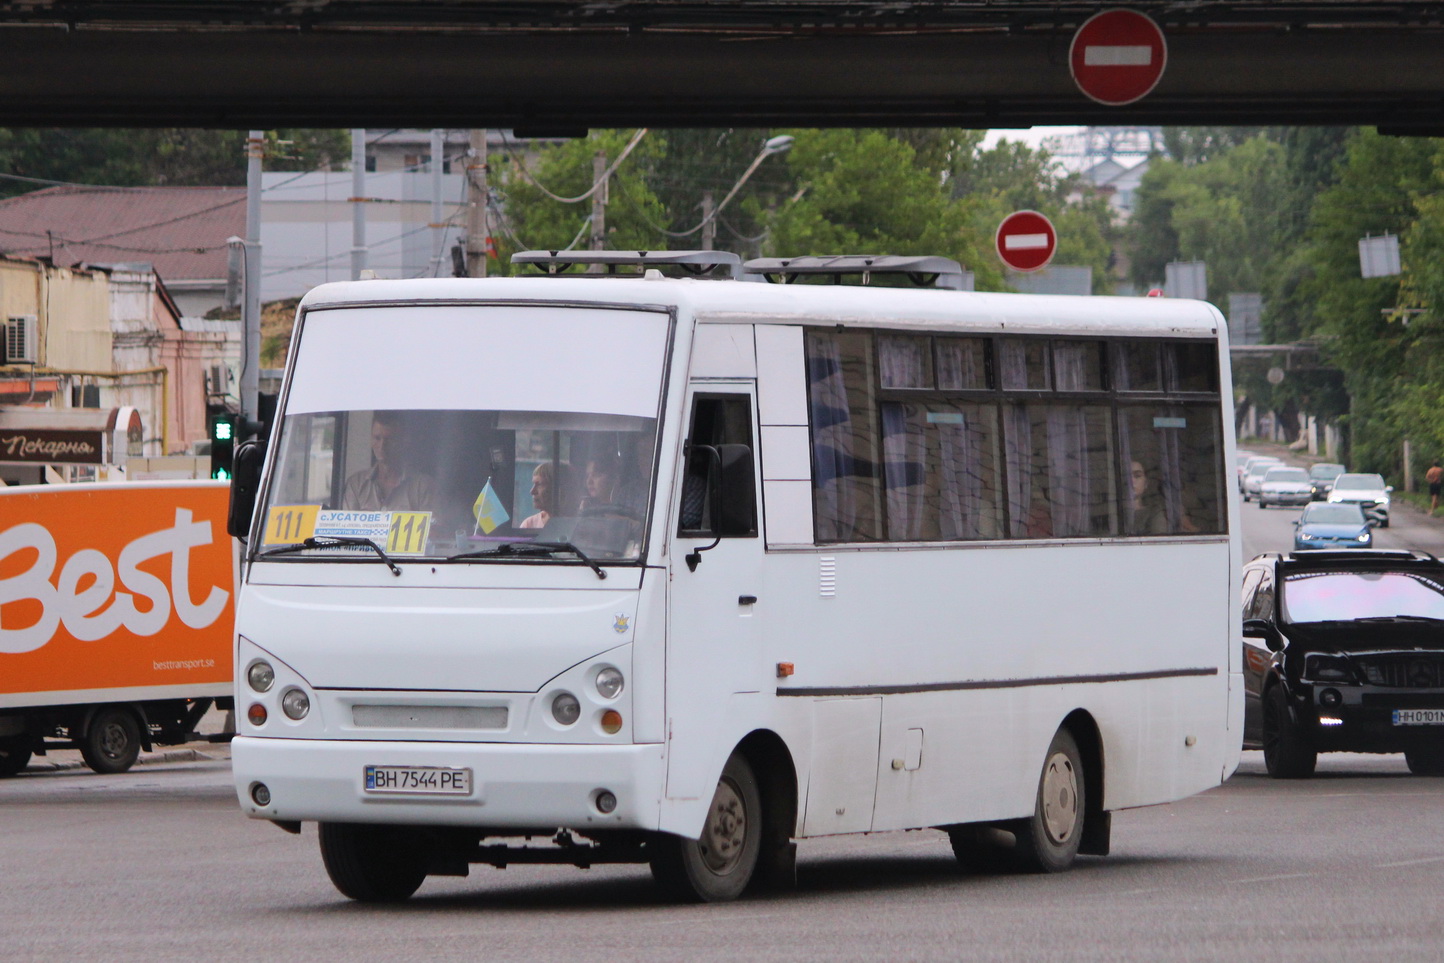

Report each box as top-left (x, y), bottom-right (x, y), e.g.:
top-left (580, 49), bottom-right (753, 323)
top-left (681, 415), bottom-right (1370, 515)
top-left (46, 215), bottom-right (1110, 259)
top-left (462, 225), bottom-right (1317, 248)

top-left (214, 421), bottom-right (234, 441)
top-left (214, 467), bottom-right (232, 480)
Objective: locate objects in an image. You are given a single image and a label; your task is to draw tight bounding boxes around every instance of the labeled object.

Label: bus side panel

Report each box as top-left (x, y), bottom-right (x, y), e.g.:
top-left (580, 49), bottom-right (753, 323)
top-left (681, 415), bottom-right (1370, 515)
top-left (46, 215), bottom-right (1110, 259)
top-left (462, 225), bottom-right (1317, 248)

top-left (767, 540), bottom-right (1233, 834)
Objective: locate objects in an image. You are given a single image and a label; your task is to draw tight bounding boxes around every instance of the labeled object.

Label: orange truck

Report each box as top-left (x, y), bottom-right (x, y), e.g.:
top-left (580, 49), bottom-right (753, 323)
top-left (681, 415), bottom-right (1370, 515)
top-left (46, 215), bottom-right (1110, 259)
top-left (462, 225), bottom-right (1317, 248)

top-left (0, 480), bottom-right (235, 776)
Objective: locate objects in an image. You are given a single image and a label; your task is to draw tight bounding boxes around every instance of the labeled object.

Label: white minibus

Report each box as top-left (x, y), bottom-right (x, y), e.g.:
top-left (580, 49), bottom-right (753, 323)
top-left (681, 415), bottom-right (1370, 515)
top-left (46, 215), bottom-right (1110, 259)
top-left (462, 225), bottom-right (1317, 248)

top-left (228, 263), bottom-right (1242, 902)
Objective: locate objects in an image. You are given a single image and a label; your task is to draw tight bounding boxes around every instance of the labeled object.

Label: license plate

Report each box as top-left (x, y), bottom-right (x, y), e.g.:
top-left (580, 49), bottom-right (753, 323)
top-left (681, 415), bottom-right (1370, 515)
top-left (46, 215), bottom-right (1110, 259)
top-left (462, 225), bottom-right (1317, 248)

top-left (1392, 709), bottom-right (1444, 726)
top-left (364, 765), bottom-right (472, 795)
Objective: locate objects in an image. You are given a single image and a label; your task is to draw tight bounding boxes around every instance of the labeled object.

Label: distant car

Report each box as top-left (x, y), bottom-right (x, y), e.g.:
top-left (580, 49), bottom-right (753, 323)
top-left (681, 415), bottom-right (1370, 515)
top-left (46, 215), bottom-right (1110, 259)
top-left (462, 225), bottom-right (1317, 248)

top-left (1327, 472), bottom-right (1392, 527)
top-left (1258, 466), bottom-right (1313, 508)
top-left (1241, 550), bottom-right (1444, 778)
top-left (1292, 502), bottom-right (1373, 551)
top-left (1236, 451), bottom-right (1257, 489)
top-left (1308, 462), bottom-right (1347, 501)
top-left (1241, 456), bottom-right (1284, 501)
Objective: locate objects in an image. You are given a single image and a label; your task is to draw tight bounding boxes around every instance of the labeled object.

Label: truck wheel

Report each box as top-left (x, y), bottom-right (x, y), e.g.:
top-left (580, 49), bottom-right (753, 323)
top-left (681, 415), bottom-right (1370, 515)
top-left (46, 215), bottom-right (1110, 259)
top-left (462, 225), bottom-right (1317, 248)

top-left (1263, 686), bottom-right (1316, 779)
top-left (0, 736), bottom-right (31, 777)
top-left (649, 753), bottom-right (762, 902)
top-left (319, 823), bottom-right (428, 902)
top-left (1008, 728), bottom-right (1086, 873)
top-left (81, 708), bottom-right (142, 774)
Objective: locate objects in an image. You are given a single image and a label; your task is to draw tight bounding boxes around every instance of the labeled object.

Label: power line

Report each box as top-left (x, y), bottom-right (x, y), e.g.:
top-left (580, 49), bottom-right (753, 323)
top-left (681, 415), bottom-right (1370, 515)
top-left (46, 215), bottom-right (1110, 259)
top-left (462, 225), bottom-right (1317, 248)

top-left (501, 129), bottom-right (648, 204)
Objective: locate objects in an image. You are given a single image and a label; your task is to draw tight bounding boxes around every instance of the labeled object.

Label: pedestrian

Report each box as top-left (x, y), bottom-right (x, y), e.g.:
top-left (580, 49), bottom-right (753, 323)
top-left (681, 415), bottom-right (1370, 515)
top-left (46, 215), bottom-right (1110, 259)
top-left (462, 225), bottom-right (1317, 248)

top-left (1428, 460), bottom-right (1444, 515)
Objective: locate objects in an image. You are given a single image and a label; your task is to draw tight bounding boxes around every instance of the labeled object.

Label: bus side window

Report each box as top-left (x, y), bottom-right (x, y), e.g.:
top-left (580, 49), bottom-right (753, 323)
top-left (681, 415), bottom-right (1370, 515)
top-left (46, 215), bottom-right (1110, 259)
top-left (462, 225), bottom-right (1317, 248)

top-left (680, 395), bottom-right (757, 538)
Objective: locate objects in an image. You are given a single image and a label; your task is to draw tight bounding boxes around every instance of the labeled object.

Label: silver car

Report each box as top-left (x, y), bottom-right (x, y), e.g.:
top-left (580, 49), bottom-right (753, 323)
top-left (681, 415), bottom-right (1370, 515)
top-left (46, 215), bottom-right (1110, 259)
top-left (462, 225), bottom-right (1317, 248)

top-left (1258, 466), bottom-right (1313, 508)
top-left (1241, 456), bottom-right (1284, 501)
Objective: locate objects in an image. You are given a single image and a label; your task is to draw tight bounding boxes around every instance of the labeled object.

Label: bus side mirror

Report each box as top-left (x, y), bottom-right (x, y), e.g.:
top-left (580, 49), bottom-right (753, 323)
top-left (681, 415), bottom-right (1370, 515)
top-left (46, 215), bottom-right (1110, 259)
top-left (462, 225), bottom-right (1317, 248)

top-left (227, 439), bottom-right (267, 539)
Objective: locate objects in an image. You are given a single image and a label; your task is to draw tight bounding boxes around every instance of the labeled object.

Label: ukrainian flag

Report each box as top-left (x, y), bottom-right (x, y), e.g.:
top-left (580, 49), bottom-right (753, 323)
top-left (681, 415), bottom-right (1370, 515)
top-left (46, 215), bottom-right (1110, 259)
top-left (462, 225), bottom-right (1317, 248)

top-left (472, 478), bottom-right (511, 534)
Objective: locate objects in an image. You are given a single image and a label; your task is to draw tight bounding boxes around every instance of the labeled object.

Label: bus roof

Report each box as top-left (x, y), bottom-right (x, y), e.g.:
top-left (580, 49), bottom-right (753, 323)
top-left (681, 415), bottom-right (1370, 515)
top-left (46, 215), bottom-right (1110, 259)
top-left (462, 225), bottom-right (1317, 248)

top-left (297, 275), bottom-right (1224, 340)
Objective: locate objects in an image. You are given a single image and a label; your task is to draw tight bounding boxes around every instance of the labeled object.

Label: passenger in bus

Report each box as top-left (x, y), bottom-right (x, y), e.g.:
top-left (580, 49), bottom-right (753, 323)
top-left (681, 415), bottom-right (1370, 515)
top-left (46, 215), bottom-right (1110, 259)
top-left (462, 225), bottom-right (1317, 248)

top-left (580, 453), bottom-right (623, 512)
top-left (341, 411), bottom-right (437, 512)
top-left (519, 461), bottom-right (574, 529)
top-left (1129, 460), bottom-right (1169, 535)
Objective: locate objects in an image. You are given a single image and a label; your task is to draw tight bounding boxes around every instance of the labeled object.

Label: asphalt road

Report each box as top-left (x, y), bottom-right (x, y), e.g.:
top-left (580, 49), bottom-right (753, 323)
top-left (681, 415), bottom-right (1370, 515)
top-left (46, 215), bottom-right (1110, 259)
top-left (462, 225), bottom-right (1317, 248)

top-left (5, 457), bottom-right (1444, 962)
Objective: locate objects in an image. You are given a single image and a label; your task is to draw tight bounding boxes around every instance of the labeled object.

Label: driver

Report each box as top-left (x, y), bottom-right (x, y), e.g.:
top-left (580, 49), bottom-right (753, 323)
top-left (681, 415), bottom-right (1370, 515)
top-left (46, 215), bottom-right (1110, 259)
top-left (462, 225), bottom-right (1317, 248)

top-left (341, 411), bottom-right (437, 512)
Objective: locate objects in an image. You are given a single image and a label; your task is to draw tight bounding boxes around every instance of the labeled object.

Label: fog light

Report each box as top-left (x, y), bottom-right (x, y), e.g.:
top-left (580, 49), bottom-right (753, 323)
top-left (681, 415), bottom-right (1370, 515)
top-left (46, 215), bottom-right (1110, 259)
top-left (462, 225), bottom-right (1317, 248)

top-left (281, 688), bottom-right (310, 720)
top-left (247, 660), bottom-right (275, 693)
top-left (247, 703), bottom-right (267, 726)
top-left (551, 692), bottom-right (581, 726)
top-left (595, 790), bottom-right (617, 814)
top-left (600, 709), bottom-right (623, 734)
top-left (251, 782), bottom-right (271, 806)
top-left (1319, 716), bottom-right (1344, 726)
top-left (1320, 688), bottom-right (1342, 707)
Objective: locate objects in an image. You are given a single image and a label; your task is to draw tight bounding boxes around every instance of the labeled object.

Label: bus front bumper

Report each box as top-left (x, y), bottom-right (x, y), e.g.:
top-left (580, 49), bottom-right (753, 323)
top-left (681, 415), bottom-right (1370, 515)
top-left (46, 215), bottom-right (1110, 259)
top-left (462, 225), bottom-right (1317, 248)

top-left (232, 736), bottom-right (666, 831)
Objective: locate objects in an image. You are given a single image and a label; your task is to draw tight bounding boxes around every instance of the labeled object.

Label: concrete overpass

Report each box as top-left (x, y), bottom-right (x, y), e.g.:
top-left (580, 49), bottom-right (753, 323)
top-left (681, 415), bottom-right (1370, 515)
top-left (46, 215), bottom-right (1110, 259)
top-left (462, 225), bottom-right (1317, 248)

top-left (0, 2), bottom-right (1441, 129)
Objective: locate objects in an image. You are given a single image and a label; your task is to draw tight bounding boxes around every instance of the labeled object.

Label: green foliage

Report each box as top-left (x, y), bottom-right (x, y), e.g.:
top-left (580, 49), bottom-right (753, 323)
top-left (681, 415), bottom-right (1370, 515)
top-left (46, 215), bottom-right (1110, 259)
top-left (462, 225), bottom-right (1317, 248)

top-left (0, 129), bottom-right (346, 195)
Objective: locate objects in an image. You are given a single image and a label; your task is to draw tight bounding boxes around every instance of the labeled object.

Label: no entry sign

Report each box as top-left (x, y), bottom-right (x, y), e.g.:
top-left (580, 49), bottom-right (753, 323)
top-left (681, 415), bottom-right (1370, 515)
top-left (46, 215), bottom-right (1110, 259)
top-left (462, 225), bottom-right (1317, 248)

top-left (1069, 9), bottom-right (1168, 106)
top-left (996, 210), bottom-right (1056, 273)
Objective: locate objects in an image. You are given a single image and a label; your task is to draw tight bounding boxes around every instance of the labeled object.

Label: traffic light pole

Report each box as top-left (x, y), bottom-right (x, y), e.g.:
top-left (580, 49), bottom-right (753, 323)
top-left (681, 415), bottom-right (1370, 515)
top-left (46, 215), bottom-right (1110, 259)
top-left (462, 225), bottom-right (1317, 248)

top-left (240, 130), bottom-right (264, 428)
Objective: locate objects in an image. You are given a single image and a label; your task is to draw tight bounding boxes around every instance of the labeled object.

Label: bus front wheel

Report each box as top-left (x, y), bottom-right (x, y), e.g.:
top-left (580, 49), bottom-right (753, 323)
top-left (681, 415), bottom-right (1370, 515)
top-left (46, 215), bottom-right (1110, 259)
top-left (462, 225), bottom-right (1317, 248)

top-left (1009, 728), bottom-right (1085, 874)
top-left (649, 753), bottom-right (762, 902)
top-left (319, 823), bottom-right (428, 902)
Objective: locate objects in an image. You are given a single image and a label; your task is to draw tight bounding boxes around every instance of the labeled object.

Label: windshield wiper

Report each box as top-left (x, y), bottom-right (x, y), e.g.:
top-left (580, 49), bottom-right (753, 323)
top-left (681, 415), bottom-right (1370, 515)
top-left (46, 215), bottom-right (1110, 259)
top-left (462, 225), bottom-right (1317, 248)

top-left (449, 540), bottom-right (607, 580)
top-left (257, 536), bottom-right (401, 576)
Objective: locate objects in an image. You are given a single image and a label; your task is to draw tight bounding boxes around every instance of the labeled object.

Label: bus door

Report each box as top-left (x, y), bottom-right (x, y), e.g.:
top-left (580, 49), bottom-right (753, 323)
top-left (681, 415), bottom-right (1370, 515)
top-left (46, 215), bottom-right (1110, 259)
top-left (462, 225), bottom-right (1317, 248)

top-left (664, 386), bottom-right (765, 799)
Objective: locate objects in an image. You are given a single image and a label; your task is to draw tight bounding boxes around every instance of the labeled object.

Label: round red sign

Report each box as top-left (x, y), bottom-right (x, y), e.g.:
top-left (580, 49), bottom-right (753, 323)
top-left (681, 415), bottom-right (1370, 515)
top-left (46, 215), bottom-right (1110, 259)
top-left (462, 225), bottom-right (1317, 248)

top-left (995, 210), bottom-right (1057, 273)
top-left (1069, 9), bottom-right (1168, 107)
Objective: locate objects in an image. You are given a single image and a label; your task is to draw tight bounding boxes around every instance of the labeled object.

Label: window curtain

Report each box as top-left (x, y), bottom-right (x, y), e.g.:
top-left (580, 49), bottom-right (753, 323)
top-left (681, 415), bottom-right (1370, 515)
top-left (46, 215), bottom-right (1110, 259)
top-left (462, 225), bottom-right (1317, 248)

top-left (807, 336), bottom-right (858, 542)
top-left (881, 403), bottom-right (927, 539)
top-left (878, 334), bottom-right (932, 388)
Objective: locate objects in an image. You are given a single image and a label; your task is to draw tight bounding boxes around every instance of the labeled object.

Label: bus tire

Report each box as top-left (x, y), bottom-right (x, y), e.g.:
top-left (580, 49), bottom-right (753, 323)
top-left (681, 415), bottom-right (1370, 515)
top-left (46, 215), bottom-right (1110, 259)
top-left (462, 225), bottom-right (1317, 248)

top-left (319, 823), bottom-right (428, 902)
top-left (649, 753), bottom-right (761, 902)
top-left (0, 735), bottom-right (31, 777)
top-left (1263, 685), bottom-right (1316, 779)
top-left (81, 707), bottom-right (141, 774)
top-left (1009, 728), bottom-right (1085, 874)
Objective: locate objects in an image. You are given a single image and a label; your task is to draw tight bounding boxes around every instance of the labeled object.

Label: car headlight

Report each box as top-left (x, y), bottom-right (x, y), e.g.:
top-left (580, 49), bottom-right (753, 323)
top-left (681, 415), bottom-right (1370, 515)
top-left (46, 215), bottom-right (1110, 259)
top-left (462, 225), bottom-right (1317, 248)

top-left (1297, 532), bottom-right (1316, 541)
top-left (1357, 532), bottom-right (1371, 542)
top-left (1305, 654), bottom-right (1358, 684)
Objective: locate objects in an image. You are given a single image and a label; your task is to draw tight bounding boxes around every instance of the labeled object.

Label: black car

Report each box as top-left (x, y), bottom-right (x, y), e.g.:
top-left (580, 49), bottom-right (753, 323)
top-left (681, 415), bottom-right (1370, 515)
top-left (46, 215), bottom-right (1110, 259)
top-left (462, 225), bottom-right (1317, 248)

top-left (1241, 549), bottom-right (1444, 778)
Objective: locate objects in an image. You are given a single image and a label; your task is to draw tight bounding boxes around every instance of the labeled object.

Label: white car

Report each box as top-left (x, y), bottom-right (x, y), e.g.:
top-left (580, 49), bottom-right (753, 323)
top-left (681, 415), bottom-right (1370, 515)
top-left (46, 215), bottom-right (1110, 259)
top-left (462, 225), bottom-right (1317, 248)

top-left (1327, 472), bottom-right (1393, 527)
top-left (1241, 456), bottom-right (1284, 501)
top-left (1257, 466), bottom-right (1313, 508)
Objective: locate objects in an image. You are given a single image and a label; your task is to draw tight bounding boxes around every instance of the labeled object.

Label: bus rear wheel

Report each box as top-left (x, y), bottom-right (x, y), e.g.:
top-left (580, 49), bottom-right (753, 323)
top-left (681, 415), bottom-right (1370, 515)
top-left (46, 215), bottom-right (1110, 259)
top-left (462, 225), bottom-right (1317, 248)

top-left (1010, 728), bottom-right (1085, 874)
top-left (319, 823), bottom-right (428, 902)
top-left (649, 753), bottom-right (761, 902)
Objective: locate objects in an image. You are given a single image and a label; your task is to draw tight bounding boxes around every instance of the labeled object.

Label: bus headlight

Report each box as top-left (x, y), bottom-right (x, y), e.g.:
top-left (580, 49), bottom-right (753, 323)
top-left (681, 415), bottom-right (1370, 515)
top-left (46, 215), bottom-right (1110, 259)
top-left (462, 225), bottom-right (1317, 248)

top-left (551, 692), bottom-right (581, 726)
top-left (247, 660), bottom-right (275, 692)
top-left (281, 688), bottom-right (310, 720)
top-left (595, 667), bottom-right (624, 700)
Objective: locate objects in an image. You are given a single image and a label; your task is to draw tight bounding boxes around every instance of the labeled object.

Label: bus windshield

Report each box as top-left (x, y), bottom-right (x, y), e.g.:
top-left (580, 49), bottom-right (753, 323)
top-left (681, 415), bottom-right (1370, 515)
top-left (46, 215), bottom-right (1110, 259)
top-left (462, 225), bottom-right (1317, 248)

top-left (255, 303), bottom-right (670, 563)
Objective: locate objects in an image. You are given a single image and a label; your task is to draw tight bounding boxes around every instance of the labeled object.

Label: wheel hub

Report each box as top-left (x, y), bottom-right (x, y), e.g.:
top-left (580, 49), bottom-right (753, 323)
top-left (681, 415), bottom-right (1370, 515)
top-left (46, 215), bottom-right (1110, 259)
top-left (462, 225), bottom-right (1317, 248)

top-left (697, 777), bottom-right (747, 875)
top-left (1039, 751), bottom-right (1078, 844)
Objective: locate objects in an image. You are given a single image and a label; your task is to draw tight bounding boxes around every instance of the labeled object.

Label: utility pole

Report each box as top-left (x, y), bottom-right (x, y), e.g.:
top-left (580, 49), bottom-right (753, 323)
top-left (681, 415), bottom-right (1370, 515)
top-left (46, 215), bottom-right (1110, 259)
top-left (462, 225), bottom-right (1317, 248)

top-left (240, 130), bottom-right (263, 427)
top-left (350, 128), bottom-right (367, 281)
top-left (701, 191), bottom-right (716, 252)
top-left (590, 149), bottom-right (608, 256)
top-left (465, 129), bottom-right (488, 278)
top-left (429, 128), bottom-right (445, 277)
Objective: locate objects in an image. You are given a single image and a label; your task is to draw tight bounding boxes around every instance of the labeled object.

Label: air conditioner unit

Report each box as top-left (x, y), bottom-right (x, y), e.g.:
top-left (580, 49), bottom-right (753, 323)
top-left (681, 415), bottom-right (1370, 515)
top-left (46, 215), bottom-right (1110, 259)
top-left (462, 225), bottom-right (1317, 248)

top-left (3, 315), bottom-right (37, 364)
top-left (206, 364), bottom-right (230, 396)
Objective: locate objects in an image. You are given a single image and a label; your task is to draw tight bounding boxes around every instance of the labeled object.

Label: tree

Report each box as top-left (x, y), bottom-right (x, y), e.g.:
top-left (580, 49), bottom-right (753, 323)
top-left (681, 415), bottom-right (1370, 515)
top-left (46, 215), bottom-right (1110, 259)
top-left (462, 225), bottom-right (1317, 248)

top-left (759, 129), bottom-right (1002, 289)
top-left (0, 129), bottom-right (346, 196)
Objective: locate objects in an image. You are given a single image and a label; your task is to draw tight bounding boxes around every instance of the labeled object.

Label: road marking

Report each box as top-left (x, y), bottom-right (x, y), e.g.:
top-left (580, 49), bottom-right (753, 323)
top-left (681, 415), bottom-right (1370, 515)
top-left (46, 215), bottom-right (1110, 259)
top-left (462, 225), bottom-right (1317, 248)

top-left (1378, 855), bottom-right (1444, 869)
top-left (1231, 872), bottom-right (1312, 884)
